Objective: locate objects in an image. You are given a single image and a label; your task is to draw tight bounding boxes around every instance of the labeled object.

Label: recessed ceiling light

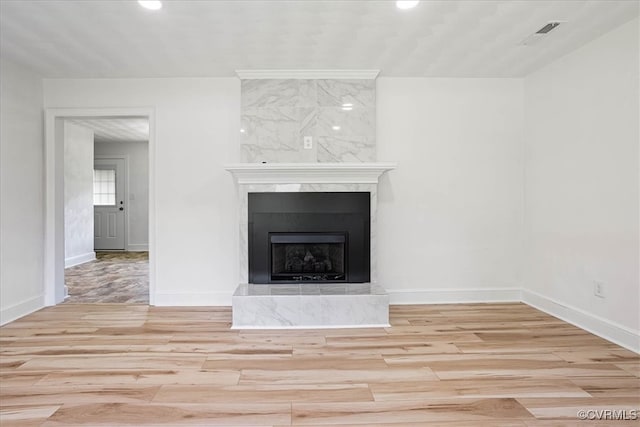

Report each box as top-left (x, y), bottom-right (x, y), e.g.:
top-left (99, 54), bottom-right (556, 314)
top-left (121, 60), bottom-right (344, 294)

top-left (396, 1), bottom-right (420, 10)
top-left (138, 1), bottom-right (162, 11)
top-left (341, 103), bottom-right (353, 111)
top-left (332, 125), bottom-right (341, 131)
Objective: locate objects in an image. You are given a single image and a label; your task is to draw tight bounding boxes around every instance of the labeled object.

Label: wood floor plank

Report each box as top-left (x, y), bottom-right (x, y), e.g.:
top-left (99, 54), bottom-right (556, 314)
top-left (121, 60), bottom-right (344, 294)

top-left (1, 344), bottom-right (134, 357)
top-left (34, 369), bottom-right (241, 386)
top-left (455, 340), bottom-right (624, 354)
top-left (615, 361), bottom-right (640, 377)
top-left (16, 354), bottom-right (206, 371)
top-left (239, 367), bottom-right (438, 385)
top-left (325, 332), bottom-right (483, 346)
top-left (0, 371), bottom-right (48, 387)
top-left (431, 360), bottom-right (631, 380)
top-left (153, 383), bottom-right (374, 403)
top-left (516, 397), bottom-right (640, 419)
top-left (41, 402), bottom-right (291, 426)
top-left (569, 376), bottom-right (640, 397)
top-left (383, 352), bottom-right (564, 367)
top-left (203, 355), bottom-right (387, 371)
top-left (552, 348), bottom-right (639, 363)
top-left (0, 384), bottom-right (161, 406)
top-left (291, 398), bottom-right (534, 424)
top-left (293, 341), bottom-right (462, 356)
top-left (165, 339), bottom-right (294, 356)
top-left (0, 405), bottom-right (60, 424)
top-left (1, 335), bottom-right (173, 347)
top-left (370, 378), bottom-right (590, 400)
top-left (0, 358), bottom-right (28, 369)
top-left (236, 333), bottom-right (327, 345)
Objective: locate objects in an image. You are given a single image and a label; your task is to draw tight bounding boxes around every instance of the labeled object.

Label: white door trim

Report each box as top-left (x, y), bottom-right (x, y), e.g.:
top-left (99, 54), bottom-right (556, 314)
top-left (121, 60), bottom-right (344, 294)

top-left (94, 155), bottom-right (129, 251)
top-left (44, 107), bottom-right (156, 306)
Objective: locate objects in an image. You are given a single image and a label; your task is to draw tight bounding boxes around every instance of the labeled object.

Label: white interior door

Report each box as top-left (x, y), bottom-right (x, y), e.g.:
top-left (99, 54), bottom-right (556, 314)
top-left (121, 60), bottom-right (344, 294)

top-left (94, 158), bottom-right (125, 250)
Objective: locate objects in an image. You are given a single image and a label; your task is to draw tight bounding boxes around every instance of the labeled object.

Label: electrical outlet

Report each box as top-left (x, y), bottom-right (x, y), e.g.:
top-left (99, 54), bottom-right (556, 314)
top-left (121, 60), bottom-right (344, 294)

top-left (303, 136), bottom-right (313, 149)
top-left (594, 281), bottom-right (605, 298)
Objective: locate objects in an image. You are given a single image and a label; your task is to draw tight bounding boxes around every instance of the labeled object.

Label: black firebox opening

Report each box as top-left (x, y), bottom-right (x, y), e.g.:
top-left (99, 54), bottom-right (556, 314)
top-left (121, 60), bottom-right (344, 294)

top-left (248, 192), bottom-right (370, 284)
top-left (270, 233), bottom-right (347, 282)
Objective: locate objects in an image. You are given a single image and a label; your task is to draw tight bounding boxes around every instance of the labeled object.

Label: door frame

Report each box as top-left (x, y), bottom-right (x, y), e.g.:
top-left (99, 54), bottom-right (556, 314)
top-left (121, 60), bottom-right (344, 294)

top-left (94, 155), bottom-right (129, 251)
top-left (44, 107), bottom-right (156, 306)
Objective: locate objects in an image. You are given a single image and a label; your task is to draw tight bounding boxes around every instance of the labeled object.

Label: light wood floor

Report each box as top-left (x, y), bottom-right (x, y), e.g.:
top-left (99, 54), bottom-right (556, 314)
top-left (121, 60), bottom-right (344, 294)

top-left (1, 303), bottom-right (638, 426)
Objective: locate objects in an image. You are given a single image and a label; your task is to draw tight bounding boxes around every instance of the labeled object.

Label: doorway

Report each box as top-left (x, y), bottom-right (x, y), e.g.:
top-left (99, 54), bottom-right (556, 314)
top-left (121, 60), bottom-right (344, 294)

top-left (44, 108), bottom-right (155, 307)
top-left (64, 117), bottom-right (149, 303)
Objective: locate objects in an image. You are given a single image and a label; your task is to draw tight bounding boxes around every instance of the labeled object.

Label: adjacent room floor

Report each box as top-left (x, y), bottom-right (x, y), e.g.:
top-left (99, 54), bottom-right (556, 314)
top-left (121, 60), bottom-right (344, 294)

top-left (64, 251), bottom-right (149, 304)
top-left (1, 303), bottom-right (638, 425)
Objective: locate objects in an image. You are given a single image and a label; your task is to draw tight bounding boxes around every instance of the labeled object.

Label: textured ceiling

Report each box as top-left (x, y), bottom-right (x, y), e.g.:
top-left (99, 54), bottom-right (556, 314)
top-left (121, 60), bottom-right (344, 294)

top-left (0, 1), bottom-right (637, 78)
top-left (69, 118), bottom-right (149, 143)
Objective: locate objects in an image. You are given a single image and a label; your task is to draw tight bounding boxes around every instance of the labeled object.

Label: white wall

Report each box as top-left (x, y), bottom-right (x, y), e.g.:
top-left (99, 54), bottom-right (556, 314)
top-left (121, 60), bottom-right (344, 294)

top-left (377, 78), bottom-right (524, 302)
top-left (95, 140), bottom-right (149, 251)
top-left (0, 59), bottom-right (45, 324)
top-left (44, 77), bottom-right (524, 306)
top-left (44, 78), bottom-right (240, 304)
top-left (64, 122), bottom-right (95, 267)
top-left (523, 18), bottom-right (639, 350)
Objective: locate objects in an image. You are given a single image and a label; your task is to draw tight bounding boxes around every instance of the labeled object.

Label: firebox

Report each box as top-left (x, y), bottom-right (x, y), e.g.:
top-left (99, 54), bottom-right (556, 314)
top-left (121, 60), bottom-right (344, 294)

top-left (248, 192), bottom-right (370, 284)
top-left (270, 233), bottom-right (346, 282)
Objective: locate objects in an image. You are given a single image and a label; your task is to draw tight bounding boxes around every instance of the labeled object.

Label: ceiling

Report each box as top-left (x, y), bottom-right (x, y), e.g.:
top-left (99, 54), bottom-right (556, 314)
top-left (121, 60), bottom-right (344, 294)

top-left (0, 1), bottom-right (637, 78)
top-left (69, 117), bottom-right (149, 143)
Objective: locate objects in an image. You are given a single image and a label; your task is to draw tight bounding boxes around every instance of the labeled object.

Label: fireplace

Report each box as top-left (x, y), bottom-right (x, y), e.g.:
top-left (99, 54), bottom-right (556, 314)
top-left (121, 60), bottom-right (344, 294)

top-left (248, 192), bottom-right (370, 284)
top-left (227, 162), bottom-right (395, 328)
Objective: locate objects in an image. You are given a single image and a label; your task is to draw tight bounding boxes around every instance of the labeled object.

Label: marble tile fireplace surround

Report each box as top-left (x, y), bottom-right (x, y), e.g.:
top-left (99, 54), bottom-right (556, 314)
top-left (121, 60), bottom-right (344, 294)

top-left (226, 162), bottom-right (395, 328)
top-left (227, 70), bottom-right (394, 328)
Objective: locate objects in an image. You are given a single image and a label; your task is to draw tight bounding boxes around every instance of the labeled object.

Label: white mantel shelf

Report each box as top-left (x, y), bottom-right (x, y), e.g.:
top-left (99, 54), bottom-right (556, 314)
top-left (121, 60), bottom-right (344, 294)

top-left (225, 162), bottom-right (397, 184)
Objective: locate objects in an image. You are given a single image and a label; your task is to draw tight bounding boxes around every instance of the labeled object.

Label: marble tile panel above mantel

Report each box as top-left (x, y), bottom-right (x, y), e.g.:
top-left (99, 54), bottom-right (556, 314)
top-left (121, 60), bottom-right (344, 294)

top-left (239, 78), bottom-right (376, 163)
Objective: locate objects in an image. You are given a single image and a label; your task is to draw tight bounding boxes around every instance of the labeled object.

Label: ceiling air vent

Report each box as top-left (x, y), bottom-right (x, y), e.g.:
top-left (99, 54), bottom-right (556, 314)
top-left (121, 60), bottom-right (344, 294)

top-left (521, 22), bottom-right (562, 46)
top-left (536, 22), bottom-right (561, 34)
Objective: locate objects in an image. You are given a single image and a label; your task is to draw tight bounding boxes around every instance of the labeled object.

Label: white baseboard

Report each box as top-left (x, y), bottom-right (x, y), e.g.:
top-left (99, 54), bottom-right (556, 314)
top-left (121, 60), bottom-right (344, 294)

top-left (127, 243), bottom-right (149, 252)
top-left (65, 251), bottom-right (96, 268)
top-left (1, 294), bottom-right (44, 326)
top-left (388, 288), bottom-right (522, 305)
top-left (153, 292), bottom-right (232, 306)
top-left (522, 289), bottom-right (640, 354)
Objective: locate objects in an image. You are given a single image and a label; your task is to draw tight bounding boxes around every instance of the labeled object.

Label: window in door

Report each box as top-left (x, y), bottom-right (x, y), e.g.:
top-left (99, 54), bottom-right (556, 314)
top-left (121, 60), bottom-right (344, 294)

top-left (93, 169), bottom-right (116, 206)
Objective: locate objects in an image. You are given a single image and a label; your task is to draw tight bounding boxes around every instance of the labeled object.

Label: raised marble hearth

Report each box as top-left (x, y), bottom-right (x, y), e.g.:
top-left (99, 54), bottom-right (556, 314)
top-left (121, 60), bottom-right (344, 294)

top-left (232, 283), bottom-right (389, 328)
